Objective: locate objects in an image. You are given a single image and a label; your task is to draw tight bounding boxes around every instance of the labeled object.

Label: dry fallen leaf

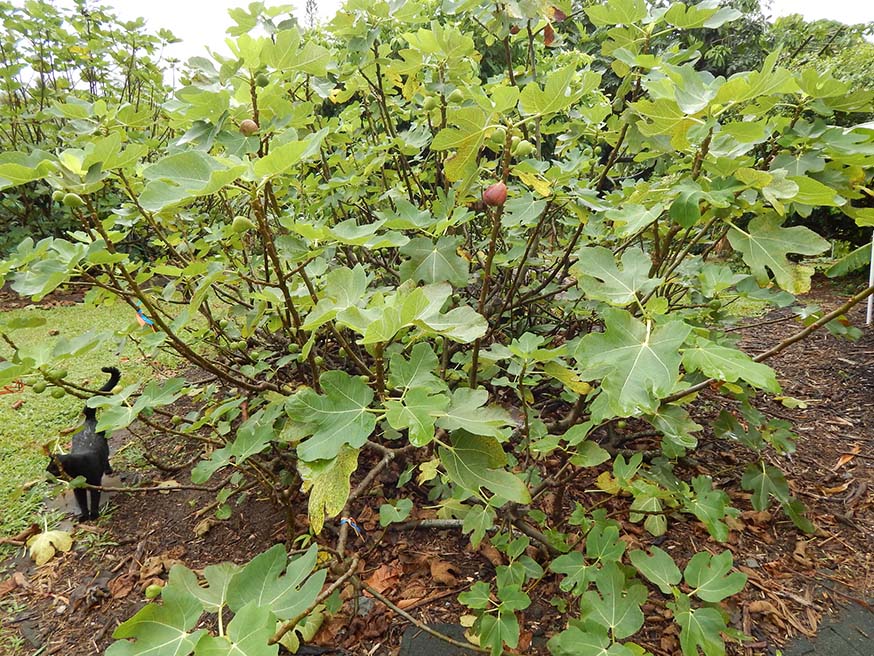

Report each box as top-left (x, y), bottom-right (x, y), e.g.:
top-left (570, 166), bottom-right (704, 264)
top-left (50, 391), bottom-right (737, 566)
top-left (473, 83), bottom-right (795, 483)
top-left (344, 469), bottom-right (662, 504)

top-left (821, 482), bottom-right (851, 495)
top-left (0, 572), bottom-right (27, 598)
top-left (741, 510), bottom-right (773, 525)
top-left (833, 445), bottom-right (861, 470)
top-left (748, 600), bottom-right (780, 616)
top-left (478, 543), bottom-right (503, 568)
top-left (792, 540), bottom-right (814, 568)
top-left (364, 562), bottom-right (402, 594)
top-left (108, 573), bottom-right (136, 599)
top-left (430, 560), bottom-right (460, 586)
top-left (26, 529), bottom-right (73, 566)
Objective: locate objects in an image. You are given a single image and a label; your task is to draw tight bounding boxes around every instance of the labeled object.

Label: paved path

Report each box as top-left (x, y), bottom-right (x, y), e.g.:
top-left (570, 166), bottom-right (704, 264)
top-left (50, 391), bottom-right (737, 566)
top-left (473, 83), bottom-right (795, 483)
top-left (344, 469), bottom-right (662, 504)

top-left (783, 602), bottom-right (873, 655)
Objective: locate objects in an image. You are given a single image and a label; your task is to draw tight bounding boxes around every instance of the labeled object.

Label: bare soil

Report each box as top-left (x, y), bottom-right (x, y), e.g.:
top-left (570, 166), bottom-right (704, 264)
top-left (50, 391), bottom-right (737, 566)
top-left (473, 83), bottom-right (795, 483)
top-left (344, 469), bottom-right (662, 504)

top-left (1, 276), bottom-right (871, 656)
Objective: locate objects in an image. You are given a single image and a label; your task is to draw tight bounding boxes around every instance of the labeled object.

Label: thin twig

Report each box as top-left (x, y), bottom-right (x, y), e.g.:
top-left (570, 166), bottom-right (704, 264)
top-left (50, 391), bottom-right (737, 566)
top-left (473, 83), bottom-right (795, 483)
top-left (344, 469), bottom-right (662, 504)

top-left (269, 555), bottom-right (360, 645)
top-left (662, 285), bottom-right (874, 404)
top-left (388, 518), bottom-right (464, 532)
top-left (356, 577), bottom-right (495, 654)
top-left (86, 482), bottom-right (222, 493)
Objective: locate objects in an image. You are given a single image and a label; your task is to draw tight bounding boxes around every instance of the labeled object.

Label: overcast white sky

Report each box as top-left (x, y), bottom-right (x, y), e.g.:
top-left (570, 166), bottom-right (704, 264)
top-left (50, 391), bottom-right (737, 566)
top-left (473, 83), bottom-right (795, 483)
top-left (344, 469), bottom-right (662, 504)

top-left (108, 0), bottom-right (874, 64)
top-left (23, 1), bottom-right (874, 65)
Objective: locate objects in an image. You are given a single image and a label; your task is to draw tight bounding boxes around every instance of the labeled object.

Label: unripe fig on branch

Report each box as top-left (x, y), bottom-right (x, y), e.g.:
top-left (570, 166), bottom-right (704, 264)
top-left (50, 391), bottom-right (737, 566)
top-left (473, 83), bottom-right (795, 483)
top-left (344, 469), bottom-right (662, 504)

top-left (240, 119), bottom-right (259, 136)
top-left (483, 182), bottom-right (507, 207)
top-left (62, 193), bottom-right (85, 208)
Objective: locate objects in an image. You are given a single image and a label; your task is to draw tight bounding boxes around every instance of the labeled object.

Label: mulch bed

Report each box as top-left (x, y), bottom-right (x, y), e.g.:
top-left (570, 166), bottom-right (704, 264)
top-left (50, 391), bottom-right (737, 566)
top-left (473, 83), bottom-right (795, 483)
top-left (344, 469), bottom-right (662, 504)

top-left (0, 276), bottom-right (871, 655)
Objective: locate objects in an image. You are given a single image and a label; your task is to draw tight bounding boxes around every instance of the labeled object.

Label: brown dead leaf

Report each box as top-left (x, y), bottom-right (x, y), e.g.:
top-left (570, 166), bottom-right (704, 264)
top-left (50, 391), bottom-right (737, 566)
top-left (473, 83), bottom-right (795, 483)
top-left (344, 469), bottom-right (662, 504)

top-left (748, 600), bottom-right (780, 616)
top-left (139, 551), bottom-right (185, 582)
top-left (430, 560), bottom-right (460, 586)
top-left (478, 543), bottom-right (503, 568)
top-left (360, 612), bottom-right (389, 639)
top-left (0, 572), bottom-right (27, 598)
top-left (793, 540), bottom-right (814, 568)
top-left (833, 445), bottom-right (861, 470)
top-left (0, 524), bottom-right (39, 546)
top-left (364, 562), bottom-right (402, 594)
top-left (397, 596), bottom-right (423, 609)
top-left (517, 629), bottom-right (533, 651)
top-left (108, 573), bottom-right (136, 599)
top-left (550, 6), bottom-right (567, 22)
top-left (821, 482), bottom-right (851, 495)
top-left (741, 510), bottom-right (773, 525)
top-left (313, 614), bottom-right (349, 646)
top-left (194, 517), bottom-right (220, 537)
top-left (543, 23), bottom-right (555, 46)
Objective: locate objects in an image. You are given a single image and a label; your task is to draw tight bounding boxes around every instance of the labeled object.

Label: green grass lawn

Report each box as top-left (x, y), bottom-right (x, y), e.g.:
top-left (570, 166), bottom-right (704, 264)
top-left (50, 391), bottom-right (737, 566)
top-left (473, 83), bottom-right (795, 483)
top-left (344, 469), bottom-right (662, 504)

top-left (0, 299), bottom-right (175, 540)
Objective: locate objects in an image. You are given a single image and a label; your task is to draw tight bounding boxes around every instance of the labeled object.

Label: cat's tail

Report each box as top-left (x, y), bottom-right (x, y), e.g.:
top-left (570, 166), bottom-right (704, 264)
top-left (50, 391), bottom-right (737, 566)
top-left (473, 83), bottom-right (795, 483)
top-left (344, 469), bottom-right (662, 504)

top-left (84, 366), bottom-right (121, 422)
top-left (99, 366), bottom-right (121, 392)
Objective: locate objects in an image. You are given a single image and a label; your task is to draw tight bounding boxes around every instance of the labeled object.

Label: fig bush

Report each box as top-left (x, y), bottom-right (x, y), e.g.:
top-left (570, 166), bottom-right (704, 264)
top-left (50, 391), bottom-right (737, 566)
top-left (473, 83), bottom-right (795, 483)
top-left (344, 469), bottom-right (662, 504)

top-left (0, 0), bottom-right (175, 254)
top-left (1, 0), bottom-right (873, 654)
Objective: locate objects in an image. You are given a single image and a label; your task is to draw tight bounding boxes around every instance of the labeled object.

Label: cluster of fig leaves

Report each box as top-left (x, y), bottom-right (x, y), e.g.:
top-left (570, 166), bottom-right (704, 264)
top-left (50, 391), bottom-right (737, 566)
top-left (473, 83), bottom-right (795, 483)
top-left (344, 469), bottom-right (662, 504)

top-left (2, 0), bottom-right (873, 654)
top-left (0, 0), bottom-right (175, 253)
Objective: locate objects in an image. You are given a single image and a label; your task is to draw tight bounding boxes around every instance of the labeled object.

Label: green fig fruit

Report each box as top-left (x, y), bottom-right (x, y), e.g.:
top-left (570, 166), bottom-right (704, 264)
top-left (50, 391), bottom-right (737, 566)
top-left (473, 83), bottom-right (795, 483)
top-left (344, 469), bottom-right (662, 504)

top-left (144, 584), bottom-right (163, 599)
top-left (239, 119), bottom-right (259, 136)
top-left (62, 193), bottom-right (85, 209)
top-left (513, 139), bottom-right (536, 158)
top-left (231, 215), bottom-right (256, 233)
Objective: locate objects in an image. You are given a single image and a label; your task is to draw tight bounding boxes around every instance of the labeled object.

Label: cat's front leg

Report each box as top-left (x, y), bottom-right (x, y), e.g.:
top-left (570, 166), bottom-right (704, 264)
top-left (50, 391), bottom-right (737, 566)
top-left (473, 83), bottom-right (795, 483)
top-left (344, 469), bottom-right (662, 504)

top-left (73, 488), bottom-right (90, 522)
top-left (88, 488), bottom-right (101, 520)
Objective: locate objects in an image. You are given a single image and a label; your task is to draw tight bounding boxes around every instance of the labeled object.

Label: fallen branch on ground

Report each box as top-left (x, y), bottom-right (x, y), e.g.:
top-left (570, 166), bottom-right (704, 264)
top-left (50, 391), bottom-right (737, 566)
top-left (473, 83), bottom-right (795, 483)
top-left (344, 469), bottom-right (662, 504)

top-left (356, 577), bottom-right (497, 655)
top-left (269, 555), bottom-right (360, 645)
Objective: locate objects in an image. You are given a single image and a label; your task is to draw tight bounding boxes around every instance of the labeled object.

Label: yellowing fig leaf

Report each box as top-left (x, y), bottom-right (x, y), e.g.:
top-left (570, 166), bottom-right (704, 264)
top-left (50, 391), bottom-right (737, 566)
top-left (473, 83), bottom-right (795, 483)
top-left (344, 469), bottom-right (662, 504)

top-left (26, 529), bottom-right (73, 566)
top-left (299, 446), bottom-right (359, 534)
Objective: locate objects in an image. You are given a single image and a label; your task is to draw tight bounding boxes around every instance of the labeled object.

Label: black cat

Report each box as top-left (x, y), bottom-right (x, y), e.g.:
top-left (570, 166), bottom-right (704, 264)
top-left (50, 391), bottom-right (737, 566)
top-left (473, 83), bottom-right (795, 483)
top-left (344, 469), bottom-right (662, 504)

top-left (47, 366), bottom-right (120, 521)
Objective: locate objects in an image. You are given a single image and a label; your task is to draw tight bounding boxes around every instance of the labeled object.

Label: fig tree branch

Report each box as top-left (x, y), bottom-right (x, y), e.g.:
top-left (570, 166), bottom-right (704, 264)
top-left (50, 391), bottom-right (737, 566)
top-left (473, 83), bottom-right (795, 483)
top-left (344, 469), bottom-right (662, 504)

top-left (663, 284), bottom-right (874, 404)
top-left (268, 555), bottom-right (360, 645)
